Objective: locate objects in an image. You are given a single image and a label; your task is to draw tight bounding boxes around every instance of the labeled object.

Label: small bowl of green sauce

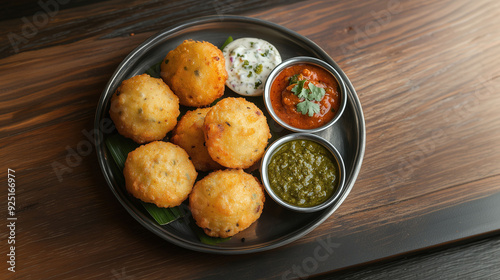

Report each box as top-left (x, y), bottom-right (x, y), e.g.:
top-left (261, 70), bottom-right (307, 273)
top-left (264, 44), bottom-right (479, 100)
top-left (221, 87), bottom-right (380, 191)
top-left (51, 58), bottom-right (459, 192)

top-left (260, 133), bottom-right (346, 213)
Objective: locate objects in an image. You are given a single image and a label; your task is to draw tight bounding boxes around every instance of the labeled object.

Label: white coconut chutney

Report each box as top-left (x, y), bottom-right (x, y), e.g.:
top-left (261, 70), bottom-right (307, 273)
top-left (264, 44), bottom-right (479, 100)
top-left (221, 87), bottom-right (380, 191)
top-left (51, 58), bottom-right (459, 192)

top-left (223, 38), bottom-right (282, 96)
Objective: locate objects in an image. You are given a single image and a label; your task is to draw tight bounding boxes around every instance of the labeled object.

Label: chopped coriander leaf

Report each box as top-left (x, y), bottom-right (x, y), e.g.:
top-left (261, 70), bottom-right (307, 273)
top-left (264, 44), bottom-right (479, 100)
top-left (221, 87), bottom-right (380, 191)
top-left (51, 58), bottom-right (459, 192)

top-left (289, 74), bottom-right (299, 85)
top-left (296, 87), bottom-right (309, 100)
top-left (243, 60), bottom-right (252, 69)
top-left (308, 83), bottom-right (326, 101)
top-left (261, 49), bottom-right (270, 57)
top-left (247, 71), bottom-right (253, 77)
top-left (291, 80), bottom-right (306, 96)
top-left (297, 100), bottom-right (320, 117)
top-left (255, 64), bottom-right (263, 74)
top-left (254, 80), bottom-right (262, 89)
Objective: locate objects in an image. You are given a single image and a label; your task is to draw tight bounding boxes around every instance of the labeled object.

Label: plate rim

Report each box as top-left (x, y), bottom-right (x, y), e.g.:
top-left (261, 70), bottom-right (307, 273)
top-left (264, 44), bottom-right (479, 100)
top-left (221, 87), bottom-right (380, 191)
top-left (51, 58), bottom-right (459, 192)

top-left (94, 14), bottom-right (366, 254)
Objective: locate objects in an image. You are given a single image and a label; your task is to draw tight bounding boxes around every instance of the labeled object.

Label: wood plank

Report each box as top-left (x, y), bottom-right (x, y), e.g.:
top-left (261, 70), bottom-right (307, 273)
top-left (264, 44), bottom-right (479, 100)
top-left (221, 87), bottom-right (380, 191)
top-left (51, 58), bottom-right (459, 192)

top-left (318, 234), bottom-right (500, 280)
top-left (0, 0), bottom-right (306, 58)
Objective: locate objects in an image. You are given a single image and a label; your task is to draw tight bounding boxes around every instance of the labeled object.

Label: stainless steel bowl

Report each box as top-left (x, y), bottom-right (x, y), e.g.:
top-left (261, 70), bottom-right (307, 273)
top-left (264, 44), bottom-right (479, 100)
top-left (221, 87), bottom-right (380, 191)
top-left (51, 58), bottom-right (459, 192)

top-left (260, 133), bottom-right (346, 213)
top-left (263, 56), bottom-right (348, 133)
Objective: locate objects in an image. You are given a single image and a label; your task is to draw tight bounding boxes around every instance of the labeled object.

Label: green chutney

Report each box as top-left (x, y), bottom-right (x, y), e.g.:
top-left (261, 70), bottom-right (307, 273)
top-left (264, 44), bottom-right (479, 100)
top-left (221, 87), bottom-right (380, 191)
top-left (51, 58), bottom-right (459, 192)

top-left (267, 139), bottom-right (338, 207)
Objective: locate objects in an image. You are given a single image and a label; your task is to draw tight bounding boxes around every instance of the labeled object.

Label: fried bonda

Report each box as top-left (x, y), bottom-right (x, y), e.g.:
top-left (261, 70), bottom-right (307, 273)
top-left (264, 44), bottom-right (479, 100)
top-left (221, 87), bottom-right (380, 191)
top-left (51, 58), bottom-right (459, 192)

top-left (109, 74), bottom-right (180, 144)
top-left (189, 169), bottom-right (265, 238)
top-left (124, 141), bottom-right (197, 208)
top-left (160, 40), bottom-right (227, 107)
top-left (170, 107), bottom-right (223, 172)
top-left (204, 97), bottom-right (271, 169)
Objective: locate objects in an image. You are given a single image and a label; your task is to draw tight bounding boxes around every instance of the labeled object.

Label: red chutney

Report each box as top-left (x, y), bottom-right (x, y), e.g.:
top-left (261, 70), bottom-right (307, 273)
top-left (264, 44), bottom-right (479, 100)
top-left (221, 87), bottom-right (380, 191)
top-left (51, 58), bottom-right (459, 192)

top-left (270, 63), bottom-right (340, 129)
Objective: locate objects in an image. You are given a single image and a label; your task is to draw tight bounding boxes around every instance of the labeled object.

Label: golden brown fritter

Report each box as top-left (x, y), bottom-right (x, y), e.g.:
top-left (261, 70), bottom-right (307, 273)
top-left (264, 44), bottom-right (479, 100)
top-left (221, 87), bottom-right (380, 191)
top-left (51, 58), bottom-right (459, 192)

top-left (189, 169), bottom-right (265, 238)
top-left (170, 108), bottom-right (223, 172)
top-left (124, 141), bottom-right (197, 208)
top-left (160, 40), bottom-right (227, 107)
top-left (109, 74), bottom-right (180, 144)
top-left (203, 97), bottom-right (271, 169)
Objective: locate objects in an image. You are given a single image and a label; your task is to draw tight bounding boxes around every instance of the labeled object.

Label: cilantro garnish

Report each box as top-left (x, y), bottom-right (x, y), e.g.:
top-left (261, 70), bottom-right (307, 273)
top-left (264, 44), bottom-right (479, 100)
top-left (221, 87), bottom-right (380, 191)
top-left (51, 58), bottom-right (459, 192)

top-left (291, 80), bottom-right (307, 95)
top-left (308, 83), bottom-right (326, 101)
top-left (290, 78), bottom-right (326, 117)
top-left (289, 74), bottom-right (299, 85)
top-left (297, 100), bottom-right (320, 117)
top-left (292, 81), bottom-right (309, 100)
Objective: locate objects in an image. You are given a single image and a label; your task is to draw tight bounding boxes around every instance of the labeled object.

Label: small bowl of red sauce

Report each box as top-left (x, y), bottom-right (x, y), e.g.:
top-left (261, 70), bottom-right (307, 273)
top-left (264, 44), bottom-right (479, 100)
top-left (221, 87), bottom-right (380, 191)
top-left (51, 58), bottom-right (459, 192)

top-left (263, 56), bottom-right (347, 133)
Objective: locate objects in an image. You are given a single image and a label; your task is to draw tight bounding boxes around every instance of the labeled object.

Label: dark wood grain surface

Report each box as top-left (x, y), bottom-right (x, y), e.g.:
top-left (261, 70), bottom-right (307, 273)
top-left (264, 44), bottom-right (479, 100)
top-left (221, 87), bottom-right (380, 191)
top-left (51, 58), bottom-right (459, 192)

top-left (1, 0), bottom-right (499, 279)
top-left (321, 234), bottom-right (500, 280)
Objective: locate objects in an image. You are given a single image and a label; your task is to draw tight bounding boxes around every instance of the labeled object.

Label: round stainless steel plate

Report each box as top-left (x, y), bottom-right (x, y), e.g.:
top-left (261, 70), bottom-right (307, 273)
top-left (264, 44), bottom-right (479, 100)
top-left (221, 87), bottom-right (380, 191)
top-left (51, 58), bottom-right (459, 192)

top-left (94, 15), bottom-right (366, 254)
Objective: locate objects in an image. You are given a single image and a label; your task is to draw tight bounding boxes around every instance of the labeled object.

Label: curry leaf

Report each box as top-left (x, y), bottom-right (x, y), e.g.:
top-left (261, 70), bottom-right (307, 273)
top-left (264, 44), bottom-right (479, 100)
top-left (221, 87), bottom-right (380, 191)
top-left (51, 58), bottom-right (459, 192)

top-left (220, 36), bottom-right (233, 50)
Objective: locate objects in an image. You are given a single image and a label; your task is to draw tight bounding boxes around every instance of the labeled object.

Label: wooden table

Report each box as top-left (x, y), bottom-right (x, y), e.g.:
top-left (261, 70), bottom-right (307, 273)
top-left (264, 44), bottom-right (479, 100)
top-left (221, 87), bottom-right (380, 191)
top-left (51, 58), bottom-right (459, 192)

top-left (1, 0), bottom-right (499, 278)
